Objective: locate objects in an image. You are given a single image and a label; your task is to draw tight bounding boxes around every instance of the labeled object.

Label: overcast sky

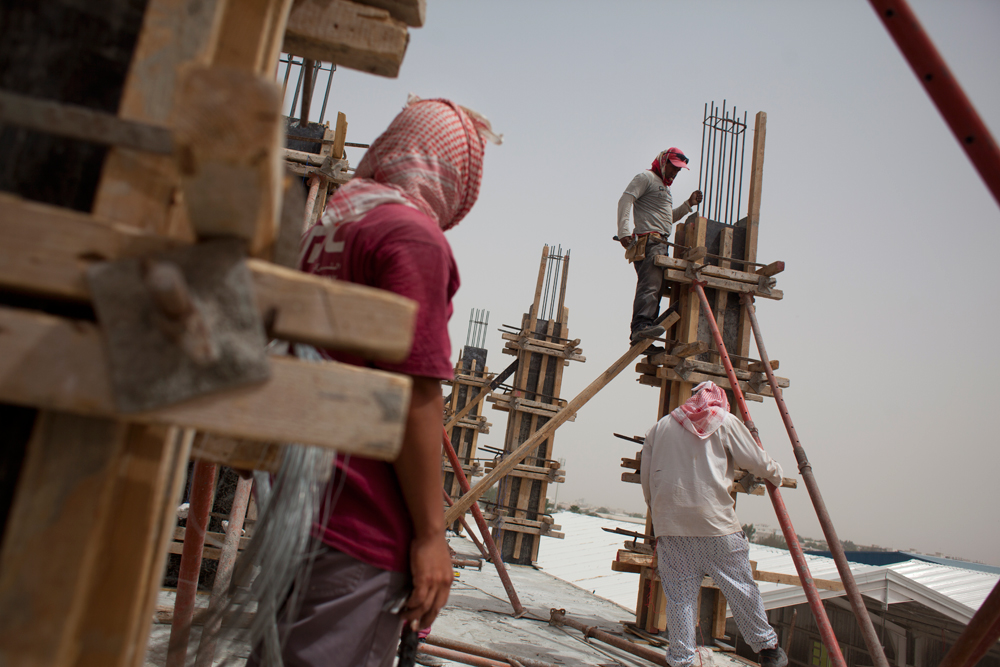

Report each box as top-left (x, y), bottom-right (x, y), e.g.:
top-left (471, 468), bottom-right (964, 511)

top-left (289, 1), bottom-right (1000, 566)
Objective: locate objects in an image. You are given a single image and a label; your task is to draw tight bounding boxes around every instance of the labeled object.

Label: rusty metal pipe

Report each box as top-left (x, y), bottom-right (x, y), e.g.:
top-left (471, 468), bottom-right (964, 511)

top-left (691, 282), bottom-right (846, 667)
top-left (443, 488), bottom-right (490, 560)
top-left (742, 295), bottom-right (889, 667)
top-left (424, 635), bottom-right (559, 667)
top-left (548, 608), bottom-right (666, 666)
top-left (868, 0), bottom-right (1000, 210)
top-left (166, 460), bottom-right (217, 667)
top-left (938, 578), bottom-right (1000, 667)
top-left (418, 644), bottom-right (510, 667)
top-left (441, 427), bottom-right (524, 616)
top-left (194, 474), bottom-right (253, 667)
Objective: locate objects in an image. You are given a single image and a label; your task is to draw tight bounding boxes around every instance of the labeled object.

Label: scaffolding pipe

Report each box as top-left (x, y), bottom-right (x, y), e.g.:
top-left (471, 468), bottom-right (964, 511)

top-left (441, 427), bottom-right (525, 617)
top-left (194, 474), bottom-right (253, 667)
top-left (741, 295), bottom-right (890, 667)
top-left (417, 644), bottom-right (511, 667)
top-left (868, 0), bottom-right (1000, 210)
top-left (442, 489), bottom-right (490, 560)
top-left (424, 635), bottom-right (560, 667)
top-left (548, 608), bottom-right (666, 666)
top-left (938, 578), bottom-right (1000, 667)
top-left (166, 460), bottom-right (218, 667)
top-left (303, 175), bottom-right (321, 232)
top-left (690, 282), bottom-right (847, 667)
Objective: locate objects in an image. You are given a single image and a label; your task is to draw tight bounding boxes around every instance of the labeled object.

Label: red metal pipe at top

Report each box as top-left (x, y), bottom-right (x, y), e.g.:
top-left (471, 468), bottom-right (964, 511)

top-left (166, 460), bottom-right (217, 667)
top-left (440, 427), bottom-right (525, 617)
top-left (868, 0), bottom-right (1000, 210)
top-left (691, 282), bottom-right (846, 667)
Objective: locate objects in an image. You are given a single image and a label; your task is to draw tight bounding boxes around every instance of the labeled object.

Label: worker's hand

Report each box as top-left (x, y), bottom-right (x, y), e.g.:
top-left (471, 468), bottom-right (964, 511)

top-left (403, 533), bottom-right (452, 629)
top-left (618, 234), bottom-right (633, 249)
top-left (687, 190), bottom-right (703, 207)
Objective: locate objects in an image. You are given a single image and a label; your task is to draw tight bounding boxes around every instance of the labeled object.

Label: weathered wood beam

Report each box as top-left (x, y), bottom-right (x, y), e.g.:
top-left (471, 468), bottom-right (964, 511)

top-left (173, 65), bottom-right (285, 258)
top-left (353, 0), bottom-right (425, 27)
top-left (0, 195), bottom-right (417, 360)
top-left (0, 306), bottom-right (409, 459)
top-left (284, 0), bottom-right (409, 78)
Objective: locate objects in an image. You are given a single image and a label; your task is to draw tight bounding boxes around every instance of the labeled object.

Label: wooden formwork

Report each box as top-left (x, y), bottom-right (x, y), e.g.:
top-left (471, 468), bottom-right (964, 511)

top-left (487, 246), bottom-right (580, 565)
top-left (442, 346), bottom-right (491, 521)
top-left (0, 2), bottom-right (424, 665)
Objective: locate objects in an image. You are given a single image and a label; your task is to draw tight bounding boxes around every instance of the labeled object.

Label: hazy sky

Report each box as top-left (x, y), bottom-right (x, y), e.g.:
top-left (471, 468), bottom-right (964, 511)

top-left (289, 1), bottom-right (1000, 565)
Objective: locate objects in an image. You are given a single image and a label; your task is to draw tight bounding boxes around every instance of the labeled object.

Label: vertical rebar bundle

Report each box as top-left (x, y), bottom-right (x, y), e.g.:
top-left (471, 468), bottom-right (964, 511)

top-left (279, 55), bottom-right (337, 125)
top-left (465, 308), bottom-right (490, 349)
top-left (538, 246), bottom-right (570, 323)
top-left (698, 101), bottom-right (748, 226)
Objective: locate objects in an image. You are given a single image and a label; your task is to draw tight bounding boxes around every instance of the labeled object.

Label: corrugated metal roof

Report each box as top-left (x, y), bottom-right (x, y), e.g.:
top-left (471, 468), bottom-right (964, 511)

top-left (538, 511), bottom-right (999, 625)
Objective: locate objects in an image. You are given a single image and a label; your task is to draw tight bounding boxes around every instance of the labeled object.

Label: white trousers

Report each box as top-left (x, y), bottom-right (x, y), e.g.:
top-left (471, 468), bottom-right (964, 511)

top-left (656, 532), bottom-right (778, 667)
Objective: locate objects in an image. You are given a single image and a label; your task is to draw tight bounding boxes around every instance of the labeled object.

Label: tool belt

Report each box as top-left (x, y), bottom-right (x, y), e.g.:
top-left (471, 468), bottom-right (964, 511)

top-left (625, 232), bottom-right (663, 263)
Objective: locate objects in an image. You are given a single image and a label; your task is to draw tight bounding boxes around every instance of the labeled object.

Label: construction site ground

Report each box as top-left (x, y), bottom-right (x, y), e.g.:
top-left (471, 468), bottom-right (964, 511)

top-left (143, 534), bottom-right (752, 667)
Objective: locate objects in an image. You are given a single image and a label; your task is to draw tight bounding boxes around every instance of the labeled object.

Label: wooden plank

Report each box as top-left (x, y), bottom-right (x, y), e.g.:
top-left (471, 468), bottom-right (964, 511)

top-left (713, 228), bottom-right (733, 364)
top-left (0, 195), bottom-right (418, 359)
top-left (214, 0), bottom-right (292, 75)
top-left (353, 0), bottom-right (425, 26)
top-left (739, 112), bottom-right (767, 369)
top-left (0, 413), bottom-right (127, 666)
top-left (173, 65), bottom-right (285, 258)
top-left (754, 569), bottom-right (844, 592)
top-left (636, 359), bottom-right (790, 387)
top-left (73, 425), bottom-right (190, 667)
top-left (283, 0), bottom-right (409, 78)
top-left (655, 254), bottom-right (766, 285)
top-left (662, 268), bottom-right (782, 300)
top-left (92, 0), bottom-right (225, 236)
top-left (756, 260), bottom-right (785, 277)
top-left (190, 433), bottom-right (284, 472)
top-left (0, 306), bottom-right (409, 459)
top-left (668, 340), bottom-right (710, 359)
top-left (332, 111), bottom-right (348, 159)
top-left (249, 259), bottom-right (417, 361)
top-left (635, 373), bottom-right (765, 402)
top-left (444, 313), bottom-right (678, 525)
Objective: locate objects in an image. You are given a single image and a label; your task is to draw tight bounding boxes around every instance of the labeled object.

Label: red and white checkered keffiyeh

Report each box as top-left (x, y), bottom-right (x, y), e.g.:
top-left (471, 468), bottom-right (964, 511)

top-left (299, 96), bottom-right (498, 268)
top-left (670, 381), bottom-right (730, 438)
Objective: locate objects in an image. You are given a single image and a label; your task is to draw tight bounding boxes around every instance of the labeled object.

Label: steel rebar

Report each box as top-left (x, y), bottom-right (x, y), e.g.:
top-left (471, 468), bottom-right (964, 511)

top-left (425, 635), bottom-right (560, 667)
top-left (742, 294), bottom-right (890, 667)
top-left (690, 282), bottom-right (847, 667)
top-left (548, 608), bottom-right (666, 666)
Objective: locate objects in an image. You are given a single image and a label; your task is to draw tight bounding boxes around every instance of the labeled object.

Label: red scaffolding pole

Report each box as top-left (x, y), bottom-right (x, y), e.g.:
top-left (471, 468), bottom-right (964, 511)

top-left (690, 282), bottom-right (847, 667)
top-left (440, 427), bottom-right (525, 617)
top-left (868, 0), bottom-right (1000, 209)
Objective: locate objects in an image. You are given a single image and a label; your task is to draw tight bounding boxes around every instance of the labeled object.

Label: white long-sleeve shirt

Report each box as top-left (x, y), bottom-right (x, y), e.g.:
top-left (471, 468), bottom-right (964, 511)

top-left (640, 412), bottom-right (783, 537)
top-left (617, 171), bottom-right (692, 239)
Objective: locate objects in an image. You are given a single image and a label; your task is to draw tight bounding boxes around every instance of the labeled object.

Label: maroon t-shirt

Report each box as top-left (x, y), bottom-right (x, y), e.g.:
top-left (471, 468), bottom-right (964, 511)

top-left (305, 203), bottom-right (458, 572)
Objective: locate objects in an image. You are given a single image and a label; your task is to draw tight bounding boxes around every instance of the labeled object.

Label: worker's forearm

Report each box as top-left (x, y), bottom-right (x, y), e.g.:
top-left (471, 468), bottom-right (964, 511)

top-left (617, 193), bottom-right (634, 238)
top-left (672, 201), bottom-right (692, 220)
top-left (394, 376), bottom-right (446, 539)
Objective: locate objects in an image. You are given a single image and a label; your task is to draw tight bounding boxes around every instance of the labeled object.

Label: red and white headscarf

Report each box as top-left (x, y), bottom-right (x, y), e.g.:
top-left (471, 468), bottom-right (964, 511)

top-left (650, 147), bottom-right (689, 186)
top-left (299, 96), bottom-right (500, 268)
top-left (670, 381), bottom-right (729, 438)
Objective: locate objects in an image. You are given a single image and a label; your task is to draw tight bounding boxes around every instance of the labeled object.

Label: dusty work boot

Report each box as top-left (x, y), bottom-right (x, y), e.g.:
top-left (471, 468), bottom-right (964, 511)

top-left (630, 324), bottom-right (665, 345)
top-left (759, 646), bottom-right (788, 667)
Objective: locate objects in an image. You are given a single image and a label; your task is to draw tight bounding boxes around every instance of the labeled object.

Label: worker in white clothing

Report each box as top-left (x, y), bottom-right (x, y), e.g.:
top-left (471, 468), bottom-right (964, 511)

top-left (617, 147), bottom-right (702, 348)
top-left (640, 381), bottom-right (788, 667)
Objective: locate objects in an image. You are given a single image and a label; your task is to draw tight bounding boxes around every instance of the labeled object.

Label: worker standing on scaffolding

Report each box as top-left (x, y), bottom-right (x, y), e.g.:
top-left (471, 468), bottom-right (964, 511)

top-left (641, 381), bottom-right (788, 667)
top-left (617, 147), bottom-right (702, 348)
top-left (246, 97), bottom-right (500, 667)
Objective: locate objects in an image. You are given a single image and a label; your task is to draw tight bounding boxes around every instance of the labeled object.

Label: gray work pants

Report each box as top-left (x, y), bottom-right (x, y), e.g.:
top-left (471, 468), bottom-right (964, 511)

top-left (631, 237), bottom-right (670, 339)
top-left (246, 547), bottom-right (409, 667)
